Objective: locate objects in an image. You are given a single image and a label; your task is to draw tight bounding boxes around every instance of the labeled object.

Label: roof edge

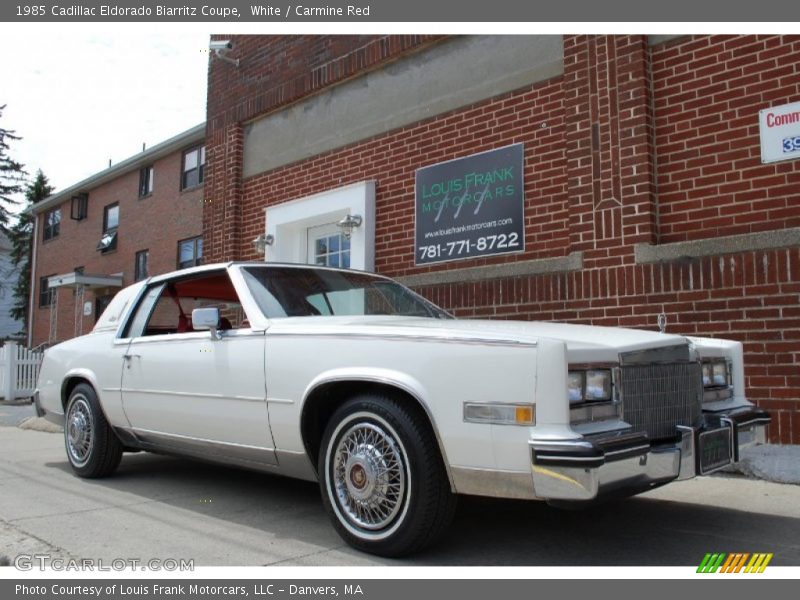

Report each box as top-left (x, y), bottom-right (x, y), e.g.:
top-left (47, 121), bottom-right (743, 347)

top-left (30, 122), bottom-right (206, 215)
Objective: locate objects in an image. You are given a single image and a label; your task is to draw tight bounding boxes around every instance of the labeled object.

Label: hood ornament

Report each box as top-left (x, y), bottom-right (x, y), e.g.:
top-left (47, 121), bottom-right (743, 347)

top-left (657, 313), bottom-right (667, 334)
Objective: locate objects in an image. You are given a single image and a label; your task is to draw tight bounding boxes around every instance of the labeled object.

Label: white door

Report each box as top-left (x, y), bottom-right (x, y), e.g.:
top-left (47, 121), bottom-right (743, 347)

top-left (119, 274), bottom-right (276, 466)
top-left (306, 223), bottom-right (351, 268)
top-left (305, 224), bottom-right (368, 315)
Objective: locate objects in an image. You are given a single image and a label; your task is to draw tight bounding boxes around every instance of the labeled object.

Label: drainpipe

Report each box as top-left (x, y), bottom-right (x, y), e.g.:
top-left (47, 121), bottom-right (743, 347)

top-left (26, 214), bottom-right (38, 349)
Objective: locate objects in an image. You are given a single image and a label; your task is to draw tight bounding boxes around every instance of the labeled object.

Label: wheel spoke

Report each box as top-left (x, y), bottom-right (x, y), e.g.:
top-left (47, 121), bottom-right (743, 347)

top-left (66, 396), bottom-right (94, 465)
top-left (331, 421), bottom-right (407, 531)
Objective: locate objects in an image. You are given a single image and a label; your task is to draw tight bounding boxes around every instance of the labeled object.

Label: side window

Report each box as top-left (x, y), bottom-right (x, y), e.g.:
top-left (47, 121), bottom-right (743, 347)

top-left (124, 272), bottom-right (247, 338)
top-left (123, 284), bottom-right (165, 338)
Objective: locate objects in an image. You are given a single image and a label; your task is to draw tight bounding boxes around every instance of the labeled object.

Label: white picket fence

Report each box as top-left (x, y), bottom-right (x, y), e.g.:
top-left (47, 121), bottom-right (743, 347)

top-left (0, 342), bottom-right (44, 401)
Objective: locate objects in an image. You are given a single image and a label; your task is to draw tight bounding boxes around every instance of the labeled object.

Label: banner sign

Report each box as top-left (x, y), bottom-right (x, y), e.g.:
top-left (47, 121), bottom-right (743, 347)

top-left (415, 143), bottom-right (524, 266)
top-left (2, 578), bottom-right (794, 600)
top-left (759, 101), bottom-right (800, 163)
top-left (4, 1), bottom-right (800, 21)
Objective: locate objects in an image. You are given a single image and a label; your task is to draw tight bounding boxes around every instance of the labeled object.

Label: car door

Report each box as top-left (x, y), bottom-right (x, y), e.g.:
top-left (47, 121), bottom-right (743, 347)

top-left (119, 269), bottom-right (276, 466)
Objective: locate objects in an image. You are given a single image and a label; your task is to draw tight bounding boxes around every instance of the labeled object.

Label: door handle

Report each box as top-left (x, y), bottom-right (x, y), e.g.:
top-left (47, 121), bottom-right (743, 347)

top-left (123, 354), bottom-right (141, 368)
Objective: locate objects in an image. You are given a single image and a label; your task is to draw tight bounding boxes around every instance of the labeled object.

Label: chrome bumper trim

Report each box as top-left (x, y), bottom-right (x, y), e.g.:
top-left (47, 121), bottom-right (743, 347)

top-left (34, 390), bottom-right (65, 427)
top-left (33, 390), bottom-right (45, 417)
top-left (43, 410), bottom-right (65, 427)
top-left (530, 407), bottom-right (769, 502)
top-left (451, 466), bottom-right (539, 500)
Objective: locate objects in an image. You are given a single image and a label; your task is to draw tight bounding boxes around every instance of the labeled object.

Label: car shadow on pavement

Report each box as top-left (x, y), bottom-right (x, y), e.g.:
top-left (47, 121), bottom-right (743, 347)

top-left (45, 452), bottom-right (800, 566)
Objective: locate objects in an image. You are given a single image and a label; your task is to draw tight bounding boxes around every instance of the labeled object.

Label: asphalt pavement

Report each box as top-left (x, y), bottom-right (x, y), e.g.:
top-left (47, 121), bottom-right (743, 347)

top-left (0, 402), bottom-right (35, 427)
top-left (1, 423), bottom-right (799, 566)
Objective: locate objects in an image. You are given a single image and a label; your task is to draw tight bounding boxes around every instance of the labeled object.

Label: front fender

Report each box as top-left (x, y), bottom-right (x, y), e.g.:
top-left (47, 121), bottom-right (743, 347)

top-left (687, 336), bottom-right (750, 408)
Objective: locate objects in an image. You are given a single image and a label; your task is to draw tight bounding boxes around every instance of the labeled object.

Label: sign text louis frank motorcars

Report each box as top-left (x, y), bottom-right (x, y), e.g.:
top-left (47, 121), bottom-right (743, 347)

top-left (415, 144), bottom-right (525, 265)
top-left (760, 100), bottom-right (800, 163)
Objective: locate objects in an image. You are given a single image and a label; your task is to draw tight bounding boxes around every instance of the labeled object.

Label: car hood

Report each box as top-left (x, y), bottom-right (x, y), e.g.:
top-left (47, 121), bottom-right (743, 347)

top-left (269, 315), bottom-right (688, 363)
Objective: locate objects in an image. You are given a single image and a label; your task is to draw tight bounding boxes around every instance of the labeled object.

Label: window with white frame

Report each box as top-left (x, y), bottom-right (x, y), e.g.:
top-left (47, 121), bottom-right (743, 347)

top-left (178, 236), bottom-right (203, 269)
top-left (181, 146), bottom-right (205, 190)
top-left (308, 223), bottom-right (351, 269)
top-left (134, 249), bottom-right (149, 281)
top-left (70, 193), bottom-right (88, 220)
top-left (43, 208), bottom-right (61, 241)
top-left (39, 275), bottom-right (55, 307)
top-left (97, 203), bottom-right (119, 253)
top-left (139, 165), bottom-right (154, 197)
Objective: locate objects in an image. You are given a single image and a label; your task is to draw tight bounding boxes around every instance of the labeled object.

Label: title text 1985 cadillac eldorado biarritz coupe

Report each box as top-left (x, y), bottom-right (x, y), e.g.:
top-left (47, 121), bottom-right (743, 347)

top-left (35, 262), bottom-right (770, 556)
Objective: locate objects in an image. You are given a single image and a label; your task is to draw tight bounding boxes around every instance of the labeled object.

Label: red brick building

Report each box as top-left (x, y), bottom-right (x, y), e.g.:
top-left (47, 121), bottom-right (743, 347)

top-left (203, 34), bottom-right (800, 443)
top-left (29, 124), bottom-right (205, 347)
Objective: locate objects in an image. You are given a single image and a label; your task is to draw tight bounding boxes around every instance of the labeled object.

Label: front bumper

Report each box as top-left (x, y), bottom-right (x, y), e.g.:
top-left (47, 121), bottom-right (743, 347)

top-left (530, 407), bottom-right (770, 502)
top-left (33, 390), bottom-right (66, 427)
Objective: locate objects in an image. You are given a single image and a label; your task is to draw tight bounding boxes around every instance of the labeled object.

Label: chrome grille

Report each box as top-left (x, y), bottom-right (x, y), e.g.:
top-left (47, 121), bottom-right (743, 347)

top-left (620, 362), bottom-right (703, 440)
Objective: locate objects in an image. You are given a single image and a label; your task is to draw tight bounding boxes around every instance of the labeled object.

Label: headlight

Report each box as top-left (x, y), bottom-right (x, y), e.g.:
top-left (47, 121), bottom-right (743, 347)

top-left (568, 368), bottom-right (613, 403)
top-left (702, 359), bottom-right (729, 388)
top-left (568, 372), bottom-right (584, 403)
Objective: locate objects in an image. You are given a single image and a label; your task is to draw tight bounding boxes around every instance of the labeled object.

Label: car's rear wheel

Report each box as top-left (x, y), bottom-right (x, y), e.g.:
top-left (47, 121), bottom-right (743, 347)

top-left (65, 383), bottom-right (122, 478)
top-left (318, 393), bottom-right (456, 557)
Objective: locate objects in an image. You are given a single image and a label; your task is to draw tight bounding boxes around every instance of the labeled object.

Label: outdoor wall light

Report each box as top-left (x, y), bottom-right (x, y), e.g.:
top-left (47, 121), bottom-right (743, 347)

top-left (252, 233), bottom-right (274, 254)
top-left (337, 214), bottom-right (363, 240)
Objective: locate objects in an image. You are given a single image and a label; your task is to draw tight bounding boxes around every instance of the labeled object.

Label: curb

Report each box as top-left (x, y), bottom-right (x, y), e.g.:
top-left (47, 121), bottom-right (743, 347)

top-left (18, 416), bottom-right (62, 434)
top-left (720, 444), bottom-right (800, 486)
top-left (1, 399), bottom-right (34, 407)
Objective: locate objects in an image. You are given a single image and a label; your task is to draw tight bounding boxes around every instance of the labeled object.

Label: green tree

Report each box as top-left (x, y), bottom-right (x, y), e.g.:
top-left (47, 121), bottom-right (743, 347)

top-left (0, 104), bottom-right (26, 232)
top-left (9, 171), bottom-right (53, 334)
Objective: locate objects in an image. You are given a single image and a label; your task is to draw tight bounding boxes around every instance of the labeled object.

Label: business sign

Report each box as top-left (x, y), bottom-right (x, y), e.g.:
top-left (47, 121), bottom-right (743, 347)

top-left (759, 101), bottom-right (800, 163)
top-left (415, 143), bottom-right (525, 265)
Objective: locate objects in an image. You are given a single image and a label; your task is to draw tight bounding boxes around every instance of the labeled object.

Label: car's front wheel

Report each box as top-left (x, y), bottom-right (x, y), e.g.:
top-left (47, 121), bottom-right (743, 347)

top-left (64, 383), bottom-right (122, 478)
top-left (318, 394), bottom-right (456, 557)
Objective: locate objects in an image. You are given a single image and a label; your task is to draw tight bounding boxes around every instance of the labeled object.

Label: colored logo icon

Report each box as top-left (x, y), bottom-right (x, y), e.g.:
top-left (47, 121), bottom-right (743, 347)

top-left (697, 553), bottom-right (773, 573)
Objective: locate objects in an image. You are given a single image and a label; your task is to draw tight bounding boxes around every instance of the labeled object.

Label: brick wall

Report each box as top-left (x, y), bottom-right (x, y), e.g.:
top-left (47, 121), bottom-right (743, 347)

top-left (205, 34), bottom-right (800, 442)
top-left (31, 150), bottom-right (203, 347)
top-left (654, 35), bottom-right (800, 242)
top-left (237, 78), bottom-right (568, 272)
top-left (203, 34), bottom-right (445, 265)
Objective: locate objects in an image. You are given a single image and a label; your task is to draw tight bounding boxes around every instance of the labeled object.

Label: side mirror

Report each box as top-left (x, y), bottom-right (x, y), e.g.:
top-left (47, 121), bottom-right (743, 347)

top-left (192, 307), bottom-right (221, 340)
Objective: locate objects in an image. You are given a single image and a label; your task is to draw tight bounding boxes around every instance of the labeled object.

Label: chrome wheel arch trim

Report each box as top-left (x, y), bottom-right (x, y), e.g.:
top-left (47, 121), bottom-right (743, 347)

top-left (301, 370), bottom-right (456, 492)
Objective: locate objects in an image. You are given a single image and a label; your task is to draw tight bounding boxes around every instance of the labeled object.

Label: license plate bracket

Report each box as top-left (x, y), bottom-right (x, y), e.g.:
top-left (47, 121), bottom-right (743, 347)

top-left (697, 426), bottom-right (733, 474)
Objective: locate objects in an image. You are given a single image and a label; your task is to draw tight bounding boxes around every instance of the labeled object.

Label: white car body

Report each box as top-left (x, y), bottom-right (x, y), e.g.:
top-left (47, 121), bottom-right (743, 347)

top-left (35, 262), bottom-right (770, 555)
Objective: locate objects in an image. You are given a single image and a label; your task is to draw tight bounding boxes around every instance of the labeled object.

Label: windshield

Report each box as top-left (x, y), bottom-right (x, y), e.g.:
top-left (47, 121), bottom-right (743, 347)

top-left (241, 266), bottom-right (451, 319)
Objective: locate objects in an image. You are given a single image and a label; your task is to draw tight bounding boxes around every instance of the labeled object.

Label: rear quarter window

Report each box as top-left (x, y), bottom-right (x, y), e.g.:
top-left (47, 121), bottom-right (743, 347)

top-left (92, 283), bottom-right (146, 333)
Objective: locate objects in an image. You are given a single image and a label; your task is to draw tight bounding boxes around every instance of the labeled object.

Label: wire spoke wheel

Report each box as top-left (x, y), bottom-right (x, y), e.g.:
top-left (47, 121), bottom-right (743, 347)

top-left (319, 395), bottom-right (456, 556)
top-left (66, 395), bottom-right (94, 466)
top-left (331, 421), bottom-right (407, 531)
top-left (64, 383), bottom-right (123, 478)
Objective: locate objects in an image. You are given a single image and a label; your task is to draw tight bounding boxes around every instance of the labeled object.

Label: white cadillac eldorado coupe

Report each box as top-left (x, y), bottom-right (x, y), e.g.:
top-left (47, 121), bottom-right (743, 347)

top-left (36, 262), bottom-right (769, 556)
